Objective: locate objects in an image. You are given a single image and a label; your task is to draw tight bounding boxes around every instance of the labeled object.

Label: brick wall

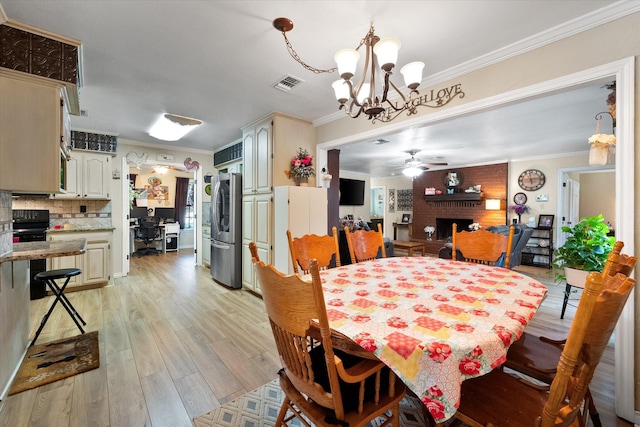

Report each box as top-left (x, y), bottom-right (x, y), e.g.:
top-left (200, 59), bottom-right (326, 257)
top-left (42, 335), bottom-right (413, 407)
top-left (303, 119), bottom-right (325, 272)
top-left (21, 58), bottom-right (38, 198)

top-left (412, 163), bottom-right (508, 254)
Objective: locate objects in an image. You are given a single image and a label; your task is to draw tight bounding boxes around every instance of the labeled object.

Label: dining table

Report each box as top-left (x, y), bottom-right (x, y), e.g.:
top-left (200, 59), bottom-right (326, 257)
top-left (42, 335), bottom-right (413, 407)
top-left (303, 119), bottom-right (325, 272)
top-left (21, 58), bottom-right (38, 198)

top-left (316, 256), bottom-right (547, 424)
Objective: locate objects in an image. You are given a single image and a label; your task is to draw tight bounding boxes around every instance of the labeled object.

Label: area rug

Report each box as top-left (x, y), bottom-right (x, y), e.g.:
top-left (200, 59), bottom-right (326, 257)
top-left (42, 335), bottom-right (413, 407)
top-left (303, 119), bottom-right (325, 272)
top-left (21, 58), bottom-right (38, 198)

top-left (8, 331), bottom-right (100, 395)
top-left (193, 378), bottom-right (427, 427)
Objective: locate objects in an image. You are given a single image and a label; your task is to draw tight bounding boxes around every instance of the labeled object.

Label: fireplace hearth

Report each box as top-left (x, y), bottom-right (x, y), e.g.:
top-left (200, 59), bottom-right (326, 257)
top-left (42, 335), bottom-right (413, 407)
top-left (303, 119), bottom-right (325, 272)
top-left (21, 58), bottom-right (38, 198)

top-left (436, 217), bottom-right (474, 240)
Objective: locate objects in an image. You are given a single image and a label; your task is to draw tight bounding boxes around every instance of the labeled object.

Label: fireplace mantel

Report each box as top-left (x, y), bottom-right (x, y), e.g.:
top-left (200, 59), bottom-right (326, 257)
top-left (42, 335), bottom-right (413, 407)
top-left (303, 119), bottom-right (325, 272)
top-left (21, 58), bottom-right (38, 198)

top-left (424, 192), bottom-right (483, 206)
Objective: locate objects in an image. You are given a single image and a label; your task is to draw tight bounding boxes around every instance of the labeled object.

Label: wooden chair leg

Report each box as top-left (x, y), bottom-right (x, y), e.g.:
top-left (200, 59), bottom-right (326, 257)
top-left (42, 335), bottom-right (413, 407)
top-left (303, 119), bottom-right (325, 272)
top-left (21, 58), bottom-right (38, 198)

top-left (561, 283), bottom-right (572, 319)
top-left (586, 388), bottom-right (602, 427)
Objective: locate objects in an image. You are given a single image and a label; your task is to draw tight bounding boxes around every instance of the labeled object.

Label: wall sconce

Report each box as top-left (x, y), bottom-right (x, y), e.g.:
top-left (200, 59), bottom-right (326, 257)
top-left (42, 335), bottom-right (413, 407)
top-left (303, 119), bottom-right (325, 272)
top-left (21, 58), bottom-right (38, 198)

top-left (321, 167), bottom-right (332, 188)
top-left (485, 199), bottom-right (502, 210)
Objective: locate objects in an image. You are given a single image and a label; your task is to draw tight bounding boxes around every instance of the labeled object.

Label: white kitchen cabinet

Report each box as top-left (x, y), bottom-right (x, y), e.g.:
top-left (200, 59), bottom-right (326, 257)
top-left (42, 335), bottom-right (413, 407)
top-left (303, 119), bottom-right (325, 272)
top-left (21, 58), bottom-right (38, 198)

top-left (0, 261), bottom-right (30, 396)
top-left (240, 113), bottom-right (315, 294)
top-left (52, 151), bottom-right (112, 199)
top-left (202, 225), bottom-right (211, 266)
top-left (241, 193), bottom-right (272, 294)
top-left (48, 231), bottom-right (112, 290)
top-left (242, 116), bottom-right (272, 195)
top-left (273, 186), bottom-right (328, 274)
top-left (0, 69), bottom-right (70, 194)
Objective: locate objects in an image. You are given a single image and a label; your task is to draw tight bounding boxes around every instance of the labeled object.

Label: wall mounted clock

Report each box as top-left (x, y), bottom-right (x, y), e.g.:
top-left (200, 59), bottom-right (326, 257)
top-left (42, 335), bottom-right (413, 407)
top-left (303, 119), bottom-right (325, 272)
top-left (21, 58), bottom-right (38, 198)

top-left (518, 169), bottom-right (546, 191)
top-left (513, 192), bottom-right (528, 205)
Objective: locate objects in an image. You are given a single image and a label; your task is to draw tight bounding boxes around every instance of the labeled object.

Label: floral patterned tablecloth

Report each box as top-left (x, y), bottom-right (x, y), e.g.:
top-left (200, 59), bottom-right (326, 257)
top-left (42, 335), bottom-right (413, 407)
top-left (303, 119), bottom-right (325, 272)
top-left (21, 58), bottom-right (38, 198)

top-left (318, 256), bottom-right (547, 423)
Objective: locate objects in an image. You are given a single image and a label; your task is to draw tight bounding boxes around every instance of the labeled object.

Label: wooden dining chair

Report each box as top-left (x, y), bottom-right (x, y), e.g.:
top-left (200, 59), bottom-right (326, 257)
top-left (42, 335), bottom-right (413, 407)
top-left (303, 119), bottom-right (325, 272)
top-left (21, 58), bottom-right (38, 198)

top-left (451, 265), bottom-right (635, 427)
top-left (287, 227), bottom-right (341, 274)
top-left (503, 241), bottom-right (636, 427)
top-left (451, 223), bottom-right (514, 268)
top-left (345, 223), bottom-right (386, 263)
top-left (252, 254), bottom-right (406, 427)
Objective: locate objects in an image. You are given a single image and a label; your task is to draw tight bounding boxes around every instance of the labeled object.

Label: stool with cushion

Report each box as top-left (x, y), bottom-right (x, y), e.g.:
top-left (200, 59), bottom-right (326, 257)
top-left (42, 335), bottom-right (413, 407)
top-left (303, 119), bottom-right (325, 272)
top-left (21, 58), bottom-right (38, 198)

top-left (31, 268), bottom-right (86, 346)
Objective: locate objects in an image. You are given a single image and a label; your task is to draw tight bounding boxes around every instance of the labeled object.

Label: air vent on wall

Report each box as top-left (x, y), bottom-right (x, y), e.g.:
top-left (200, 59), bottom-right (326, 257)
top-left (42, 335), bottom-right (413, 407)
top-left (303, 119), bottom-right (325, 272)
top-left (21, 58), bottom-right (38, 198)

top-left (273, 74), bottom-right (304, 92)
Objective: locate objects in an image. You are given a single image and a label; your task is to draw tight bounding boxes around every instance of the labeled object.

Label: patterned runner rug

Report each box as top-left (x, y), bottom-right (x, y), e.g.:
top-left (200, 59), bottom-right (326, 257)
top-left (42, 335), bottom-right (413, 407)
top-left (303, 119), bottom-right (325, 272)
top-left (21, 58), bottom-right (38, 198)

top-left (193, 378), bottom-right (428, 427)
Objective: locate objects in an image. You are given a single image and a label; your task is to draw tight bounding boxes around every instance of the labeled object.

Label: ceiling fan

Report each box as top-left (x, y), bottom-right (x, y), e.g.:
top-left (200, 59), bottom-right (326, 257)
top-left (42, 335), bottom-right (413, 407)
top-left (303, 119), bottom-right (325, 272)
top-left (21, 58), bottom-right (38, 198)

top-left (401, 149), bottom-right (448, 177)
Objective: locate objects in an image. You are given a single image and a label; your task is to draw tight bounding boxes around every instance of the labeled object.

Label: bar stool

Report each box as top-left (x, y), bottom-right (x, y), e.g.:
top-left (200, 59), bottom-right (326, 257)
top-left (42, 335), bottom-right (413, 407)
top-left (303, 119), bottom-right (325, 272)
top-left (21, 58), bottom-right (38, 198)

top-left (31, 268), bottom-right (86, 346)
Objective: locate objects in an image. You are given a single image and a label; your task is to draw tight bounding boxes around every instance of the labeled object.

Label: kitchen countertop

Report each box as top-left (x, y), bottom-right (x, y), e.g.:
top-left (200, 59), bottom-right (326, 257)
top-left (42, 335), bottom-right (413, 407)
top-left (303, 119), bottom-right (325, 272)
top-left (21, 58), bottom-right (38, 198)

top-left (0, 239), bottom-right (86, 263)
top-left (47, 227), bottom-right (115, 234)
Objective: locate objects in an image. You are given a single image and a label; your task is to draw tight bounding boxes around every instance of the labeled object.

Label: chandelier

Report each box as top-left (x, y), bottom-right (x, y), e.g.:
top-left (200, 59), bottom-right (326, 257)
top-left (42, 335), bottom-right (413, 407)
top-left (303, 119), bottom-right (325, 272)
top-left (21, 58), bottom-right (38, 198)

top-left (273, 18), bottom-right (425, 123)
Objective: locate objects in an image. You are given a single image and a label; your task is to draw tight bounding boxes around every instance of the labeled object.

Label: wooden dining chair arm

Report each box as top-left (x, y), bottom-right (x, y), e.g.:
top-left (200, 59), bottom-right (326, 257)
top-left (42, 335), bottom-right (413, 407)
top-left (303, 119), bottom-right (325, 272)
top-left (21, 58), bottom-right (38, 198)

top-left (538, 335), bottom-right (567, 347)
top-left (335, 357), bottom-right (385, 383)
top-left (309, 321), bottom-right (380, 361)
top-left (524, 362), bottom-right (557, 375)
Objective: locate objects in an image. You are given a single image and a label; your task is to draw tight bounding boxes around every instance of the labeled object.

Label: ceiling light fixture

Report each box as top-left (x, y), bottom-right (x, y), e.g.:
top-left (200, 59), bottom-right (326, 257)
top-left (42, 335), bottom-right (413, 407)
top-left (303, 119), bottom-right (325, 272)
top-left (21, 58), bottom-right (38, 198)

top-left (149, 113), bottom-right (202, 141)
top-left (273, 18), bottom-right (426, 123)
top-left (153, 166), bottom-right (168, 175)
top-left (402, 166), bottom-right (423, 179)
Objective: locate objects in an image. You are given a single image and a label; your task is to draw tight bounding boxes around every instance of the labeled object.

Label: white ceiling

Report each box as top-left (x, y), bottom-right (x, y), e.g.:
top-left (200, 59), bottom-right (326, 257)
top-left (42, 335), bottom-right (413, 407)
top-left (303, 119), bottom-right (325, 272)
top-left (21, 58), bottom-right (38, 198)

top-left (1, 1), bottom-right (631, 176)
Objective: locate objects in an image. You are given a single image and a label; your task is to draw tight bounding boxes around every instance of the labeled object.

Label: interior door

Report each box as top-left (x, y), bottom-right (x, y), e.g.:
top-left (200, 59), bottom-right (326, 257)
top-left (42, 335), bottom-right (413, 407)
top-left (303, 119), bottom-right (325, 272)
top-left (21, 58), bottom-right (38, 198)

top-left (559, 175), bottom-right (580, 248)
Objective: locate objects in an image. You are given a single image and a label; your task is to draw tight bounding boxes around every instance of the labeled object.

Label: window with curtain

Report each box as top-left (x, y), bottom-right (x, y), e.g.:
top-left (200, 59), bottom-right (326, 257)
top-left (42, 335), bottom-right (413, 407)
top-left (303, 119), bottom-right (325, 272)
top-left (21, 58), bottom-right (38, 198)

top-left (175, 177), bottom-right (191, 229)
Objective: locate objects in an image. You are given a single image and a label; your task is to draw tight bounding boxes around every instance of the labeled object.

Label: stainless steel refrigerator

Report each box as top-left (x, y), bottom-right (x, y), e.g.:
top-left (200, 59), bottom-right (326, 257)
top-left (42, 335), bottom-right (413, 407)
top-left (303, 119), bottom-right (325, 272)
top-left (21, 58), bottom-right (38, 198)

top-left (210, 173), bottom-right (242, 288)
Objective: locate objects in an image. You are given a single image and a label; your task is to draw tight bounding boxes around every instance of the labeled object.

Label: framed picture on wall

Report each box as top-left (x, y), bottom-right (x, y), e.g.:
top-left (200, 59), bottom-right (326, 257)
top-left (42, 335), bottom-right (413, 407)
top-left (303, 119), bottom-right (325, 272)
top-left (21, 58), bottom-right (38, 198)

top-left (401, 214), bottom-right (411, 223)
top-left (538, 214), bottom-right (554, 229)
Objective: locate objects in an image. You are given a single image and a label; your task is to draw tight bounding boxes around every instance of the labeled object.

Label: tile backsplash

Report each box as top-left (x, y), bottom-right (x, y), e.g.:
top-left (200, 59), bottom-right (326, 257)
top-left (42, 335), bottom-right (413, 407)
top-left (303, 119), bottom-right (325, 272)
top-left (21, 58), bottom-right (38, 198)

top-left (0, 191), bottom-right (12, 256)
top-left (12, 197), bottom-right (112, 229)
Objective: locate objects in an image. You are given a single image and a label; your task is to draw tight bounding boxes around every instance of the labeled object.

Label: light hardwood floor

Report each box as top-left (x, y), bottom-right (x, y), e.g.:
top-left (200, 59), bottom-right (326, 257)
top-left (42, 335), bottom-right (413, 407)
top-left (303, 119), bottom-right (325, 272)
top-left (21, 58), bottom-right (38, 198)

top-left (0, 251), bottom-right (632, 427)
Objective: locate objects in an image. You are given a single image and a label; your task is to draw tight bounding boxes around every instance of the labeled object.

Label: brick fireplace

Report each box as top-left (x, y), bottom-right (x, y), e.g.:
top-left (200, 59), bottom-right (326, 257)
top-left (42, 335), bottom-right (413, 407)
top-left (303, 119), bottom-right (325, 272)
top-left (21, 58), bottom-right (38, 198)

top-left (411, 163), bottom-right (508, 254)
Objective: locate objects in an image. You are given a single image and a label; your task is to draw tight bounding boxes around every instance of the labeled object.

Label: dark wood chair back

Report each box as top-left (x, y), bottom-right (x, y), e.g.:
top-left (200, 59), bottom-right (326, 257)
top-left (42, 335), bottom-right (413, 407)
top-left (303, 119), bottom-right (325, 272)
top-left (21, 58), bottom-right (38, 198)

top-left (344, 223), bottom-right (386, 263)
top-left (287, 227), bottom-right (340, 274)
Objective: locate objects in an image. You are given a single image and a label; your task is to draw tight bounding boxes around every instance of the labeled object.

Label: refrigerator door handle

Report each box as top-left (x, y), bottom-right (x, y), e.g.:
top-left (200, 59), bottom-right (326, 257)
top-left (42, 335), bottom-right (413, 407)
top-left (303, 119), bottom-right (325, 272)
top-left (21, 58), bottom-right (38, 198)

top-left (212, 179), bottom-right (222, 236)
top-left (212, 241), bottom-right (230, 250)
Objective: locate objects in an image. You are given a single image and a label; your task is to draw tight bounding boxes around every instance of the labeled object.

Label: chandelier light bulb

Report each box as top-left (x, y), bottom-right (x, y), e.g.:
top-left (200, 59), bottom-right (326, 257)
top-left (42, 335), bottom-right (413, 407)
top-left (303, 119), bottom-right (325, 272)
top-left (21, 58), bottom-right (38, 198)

top-left (332, 80), bottom-right (349, 103)
top-left (400, 61), bottom-right (425, 90)
top-left (373, 38), bottom-right (401, 71)
top-left (334, 48), bottom-right (360, 80)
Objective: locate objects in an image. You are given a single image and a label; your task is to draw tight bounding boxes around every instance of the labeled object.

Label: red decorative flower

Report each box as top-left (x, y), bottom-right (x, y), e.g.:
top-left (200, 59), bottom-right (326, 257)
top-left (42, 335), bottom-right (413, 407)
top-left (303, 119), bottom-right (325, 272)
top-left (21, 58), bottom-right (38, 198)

top-left (427, 342), bottom-right (452, 362)
top-left (422, 397), bottom-right (446, 421)
top-left (459, 357), bottom-right (481, 375)
top-left (413, 304), bottom-right (432, 313)
top-left (470, 345), bottom-right (483, 357)
top-left (387, 317), bottom-right (408, 328)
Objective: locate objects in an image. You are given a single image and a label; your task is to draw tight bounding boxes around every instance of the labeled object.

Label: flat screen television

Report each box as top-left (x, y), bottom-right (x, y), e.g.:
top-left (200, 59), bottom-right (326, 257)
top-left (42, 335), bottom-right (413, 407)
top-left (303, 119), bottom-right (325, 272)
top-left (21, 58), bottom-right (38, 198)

top-left (154, 207), bottom-right (176, 222)
top-left (339, 178), bottom-right (365, 206)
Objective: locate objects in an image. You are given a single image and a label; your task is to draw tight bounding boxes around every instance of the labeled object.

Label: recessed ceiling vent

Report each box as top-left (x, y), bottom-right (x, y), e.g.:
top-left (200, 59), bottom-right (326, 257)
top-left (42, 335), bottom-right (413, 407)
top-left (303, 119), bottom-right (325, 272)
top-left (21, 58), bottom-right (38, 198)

top-left (273, 74), bottom-right (304, 92)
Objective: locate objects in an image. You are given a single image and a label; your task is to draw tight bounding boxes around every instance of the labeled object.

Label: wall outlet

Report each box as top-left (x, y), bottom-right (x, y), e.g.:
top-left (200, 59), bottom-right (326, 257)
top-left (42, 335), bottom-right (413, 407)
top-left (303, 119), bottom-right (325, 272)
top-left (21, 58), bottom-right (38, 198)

top-left (536, 194), bottom-right (549, 202)
top-left (80, 205), bottom-right (87, 213)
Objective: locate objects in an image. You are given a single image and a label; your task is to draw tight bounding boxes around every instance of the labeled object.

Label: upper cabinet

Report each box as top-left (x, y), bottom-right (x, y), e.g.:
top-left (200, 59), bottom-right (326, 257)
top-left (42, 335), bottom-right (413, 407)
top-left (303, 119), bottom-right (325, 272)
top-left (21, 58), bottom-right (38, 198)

top-left (0, 21), bottom-right (83, 115)
top-left (0, 69), bottom-right (70, 194)
top-left (242, 117), bottom-right (273, 195)
top-left (53, 151), bottom-right (112, 199)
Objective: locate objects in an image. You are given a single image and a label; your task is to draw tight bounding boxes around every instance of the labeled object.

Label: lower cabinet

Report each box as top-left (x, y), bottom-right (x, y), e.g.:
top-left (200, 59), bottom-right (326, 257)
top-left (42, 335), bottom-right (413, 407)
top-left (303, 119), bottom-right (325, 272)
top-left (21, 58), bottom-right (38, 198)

top-left (0, 261), bottom-right (30, 396)
top-left (202, 225), bottom-right (211, 266)
top-left (48, 231), bottom-right (112, 291)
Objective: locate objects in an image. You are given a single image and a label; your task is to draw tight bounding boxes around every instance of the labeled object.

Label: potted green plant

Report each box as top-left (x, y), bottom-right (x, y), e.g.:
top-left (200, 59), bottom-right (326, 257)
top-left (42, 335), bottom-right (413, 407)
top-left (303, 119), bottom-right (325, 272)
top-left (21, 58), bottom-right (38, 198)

top-left (552, 214), bottom-right (615, 282)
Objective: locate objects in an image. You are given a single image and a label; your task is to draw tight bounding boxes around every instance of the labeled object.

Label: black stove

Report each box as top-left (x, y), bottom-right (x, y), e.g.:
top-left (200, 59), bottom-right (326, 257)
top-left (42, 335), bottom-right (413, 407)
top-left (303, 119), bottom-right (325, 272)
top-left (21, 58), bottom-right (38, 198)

top-left (13, 209), bottom-right (49, 299)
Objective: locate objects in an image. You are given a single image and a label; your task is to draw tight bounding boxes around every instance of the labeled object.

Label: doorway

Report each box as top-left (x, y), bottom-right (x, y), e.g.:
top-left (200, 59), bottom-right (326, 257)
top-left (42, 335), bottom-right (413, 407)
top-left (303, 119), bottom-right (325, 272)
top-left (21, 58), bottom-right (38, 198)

top-left (317, 57), bottom-right (635, 420)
